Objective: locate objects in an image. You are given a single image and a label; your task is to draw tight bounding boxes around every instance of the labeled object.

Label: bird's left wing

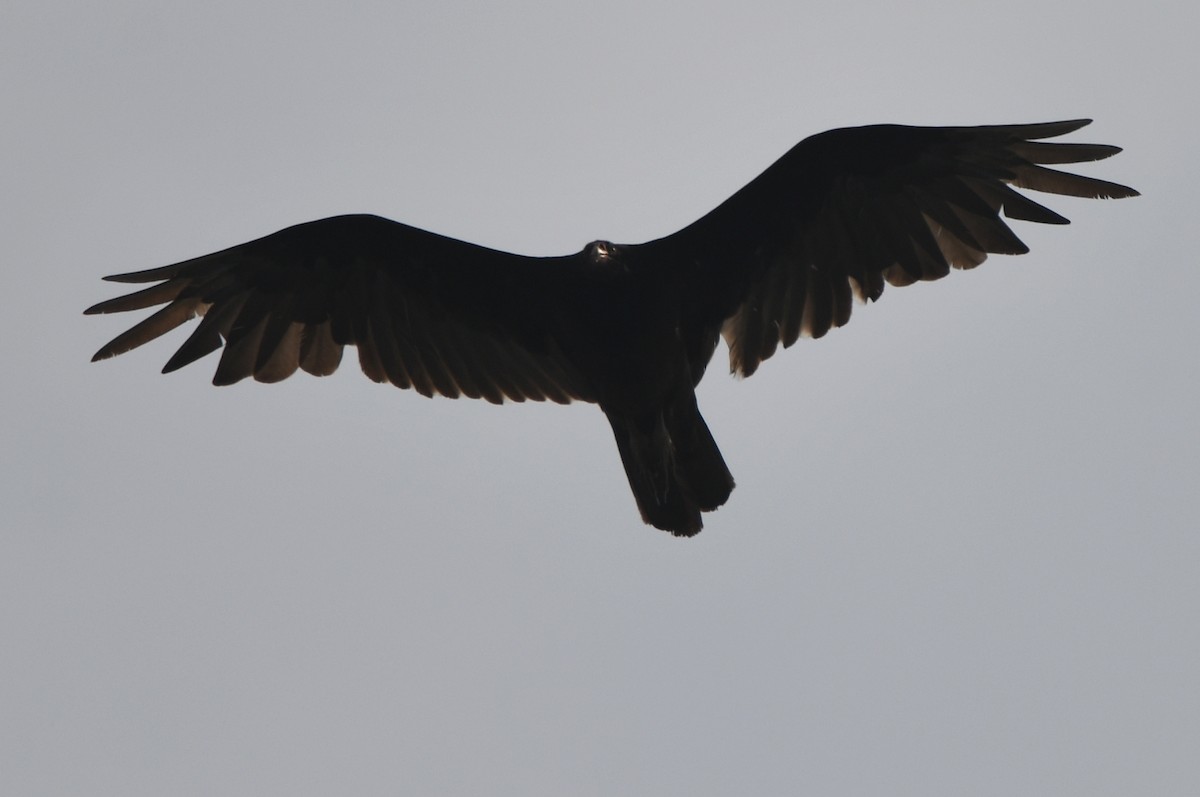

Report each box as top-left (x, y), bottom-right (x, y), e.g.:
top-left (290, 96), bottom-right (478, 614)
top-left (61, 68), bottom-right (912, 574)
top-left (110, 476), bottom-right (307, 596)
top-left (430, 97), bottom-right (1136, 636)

top-left (87, 214), bottom-right (592, 404)
top-left (643, 119), bottom-right (1138, 377)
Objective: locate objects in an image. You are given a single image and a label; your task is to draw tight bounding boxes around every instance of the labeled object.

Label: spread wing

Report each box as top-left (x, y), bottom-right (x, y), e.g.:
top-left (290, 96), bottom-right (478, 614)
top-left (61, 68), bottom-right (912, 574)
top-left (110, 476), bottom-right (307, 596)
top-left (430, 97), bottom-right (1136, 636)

top-left (643, 119), bottom-right (1138, 377)
top-left (86, 214), bottom-right (592, 404)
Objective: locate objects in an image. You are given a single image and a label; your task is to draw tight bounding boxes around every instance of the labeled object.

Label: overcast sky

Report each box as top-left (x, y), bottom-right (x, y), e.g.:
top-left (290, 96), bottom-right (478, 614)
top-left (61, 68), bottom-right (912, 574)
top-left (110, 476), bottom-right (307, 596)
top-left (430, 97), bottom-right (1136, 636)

top-left (3, 1), bottom-right (1197, 795)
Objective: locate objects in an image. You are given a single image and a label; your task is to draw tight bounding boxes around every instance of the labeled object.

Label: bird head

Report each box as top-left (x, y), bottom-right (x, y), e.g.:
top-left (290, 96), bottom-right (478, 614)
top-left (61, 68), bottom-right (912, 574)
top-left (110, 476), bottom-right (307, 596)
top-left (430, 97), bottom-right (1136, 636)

top-left (584, 240), bottom-right (622, 268)
top-left (580, 237), bottom-right (628, 272)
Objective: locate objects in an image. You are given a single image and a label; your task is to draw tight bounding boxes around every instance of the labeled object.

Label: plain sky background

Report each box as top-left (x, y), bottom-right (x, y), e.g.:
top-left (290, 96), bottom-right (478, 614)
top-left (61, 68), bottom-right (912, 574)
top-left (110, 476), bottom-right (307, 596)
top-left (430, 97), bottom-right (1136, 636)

top-left (3, 1), bottom-right (1196, 795)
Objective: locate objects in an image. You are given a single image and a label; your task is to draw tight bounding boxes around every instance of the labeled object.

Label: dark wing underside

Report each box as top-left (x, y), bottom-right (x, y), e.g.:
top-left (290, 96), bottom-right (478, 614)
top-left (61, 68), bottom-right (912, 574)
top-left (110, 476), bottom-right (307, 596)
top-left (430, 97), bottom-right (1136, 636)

top-left (637, 119), bottom-right (1138, 377)
top-left (87, 215), bottom-right (592, 404)
top-left (88, 120), bottom-right (1137, 403)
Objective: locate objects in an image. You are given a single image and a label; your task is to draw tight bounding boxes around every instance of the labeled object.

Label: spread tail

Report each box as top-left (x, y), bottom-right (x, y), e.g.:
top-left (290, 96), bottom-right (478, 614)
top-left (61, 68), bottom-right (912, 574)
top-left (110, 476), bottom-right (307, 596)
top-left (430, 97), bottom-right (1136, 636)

top-left (605, 393), bottom-right (734, 536)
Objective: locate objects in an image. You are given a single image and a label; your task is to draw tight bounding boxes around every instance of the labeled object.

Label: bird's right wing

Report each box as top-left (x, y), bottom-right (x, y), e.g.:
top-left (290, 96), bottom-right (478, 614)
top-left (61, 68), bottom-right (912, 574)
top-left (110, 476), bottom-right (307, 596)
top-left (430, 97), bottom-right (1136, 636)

top-left (86, 214), bottom-right (593, 404)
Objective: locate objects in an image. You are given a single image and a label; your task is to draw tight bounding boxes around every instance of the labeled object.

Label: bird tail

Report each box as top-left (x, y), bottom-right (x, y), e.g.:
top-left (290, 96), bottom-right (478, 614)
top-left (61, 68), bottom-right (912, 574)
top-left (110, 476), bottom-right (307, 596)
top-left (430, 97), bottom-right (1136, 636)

top-left (605, 393), bottom-right (734, 536)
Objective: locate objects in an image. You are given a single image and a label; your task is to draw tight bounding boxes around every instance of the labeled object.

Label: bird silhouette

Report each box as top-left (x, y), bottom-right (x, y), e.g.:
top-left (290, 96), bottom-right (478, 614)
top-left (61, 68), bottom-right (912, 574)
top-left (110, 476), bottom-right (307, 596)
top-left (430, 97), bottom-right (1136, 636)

top-left (87, 119), bottom-right (1137, 535)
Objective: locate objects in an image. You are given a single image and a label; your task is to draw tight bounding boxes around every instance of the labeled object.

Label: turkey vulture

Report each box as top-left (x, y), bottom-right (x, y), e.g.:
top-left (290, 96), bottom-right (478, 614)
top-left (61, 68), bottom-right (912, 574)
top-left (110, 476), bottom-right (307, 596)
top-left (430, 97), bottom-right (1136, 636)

top-left (87, 119), bottom-right (1137, 536)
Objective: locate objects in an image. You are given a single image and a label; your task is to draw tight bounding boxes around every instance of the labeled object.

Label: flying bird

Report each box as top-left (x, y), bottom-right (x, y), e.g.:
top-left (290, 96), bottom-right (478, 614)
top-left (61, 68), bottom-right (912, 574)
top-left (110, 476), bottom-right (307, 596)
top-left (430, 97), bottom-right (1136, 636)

top-left (87, 119), bottom-right (1137, 536)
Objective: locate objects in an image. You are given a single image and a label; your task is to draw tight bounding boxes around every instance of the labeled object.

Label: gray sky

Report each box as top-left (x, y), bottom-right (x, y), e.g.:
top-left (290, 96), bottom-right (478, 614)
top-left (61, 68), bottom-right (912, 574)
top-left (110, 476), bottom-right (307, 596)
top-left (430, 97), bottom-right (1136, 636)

top-left (3, 1), bottom-right (1197, 795)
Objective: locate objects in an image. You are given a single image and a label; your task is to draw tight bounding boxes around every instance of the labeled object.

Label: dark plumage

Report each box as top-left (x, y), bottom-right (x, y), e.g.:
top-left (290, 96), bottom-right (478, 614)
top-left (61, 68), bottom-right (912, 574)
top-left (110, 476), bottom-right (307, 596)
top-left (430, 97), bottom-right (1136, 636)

top-left (87, 119), bottom-right (1137, 535)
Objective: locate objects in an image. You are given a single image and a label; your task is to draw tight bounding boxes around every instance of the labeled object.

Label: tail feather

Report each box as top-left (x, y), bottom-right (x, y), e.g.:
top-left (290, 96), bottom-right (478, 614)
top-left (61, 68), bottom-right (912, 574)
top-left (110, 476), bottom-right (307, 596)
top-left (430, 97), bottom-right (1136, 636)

top-left (666, 395), bottom-right (735, 513)
top-left (605, 393), bottom-right (734, 536)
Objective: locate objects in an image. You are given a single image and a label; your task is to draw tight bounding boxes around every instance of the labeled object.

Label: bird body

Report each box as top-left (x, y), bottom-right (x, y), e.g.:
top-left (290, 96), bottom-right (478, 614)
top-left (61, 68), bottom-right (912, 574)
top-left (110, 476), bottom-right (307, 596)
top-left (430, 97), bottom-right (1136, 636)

top-left (88, 120), bottom-right (1136, 535)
